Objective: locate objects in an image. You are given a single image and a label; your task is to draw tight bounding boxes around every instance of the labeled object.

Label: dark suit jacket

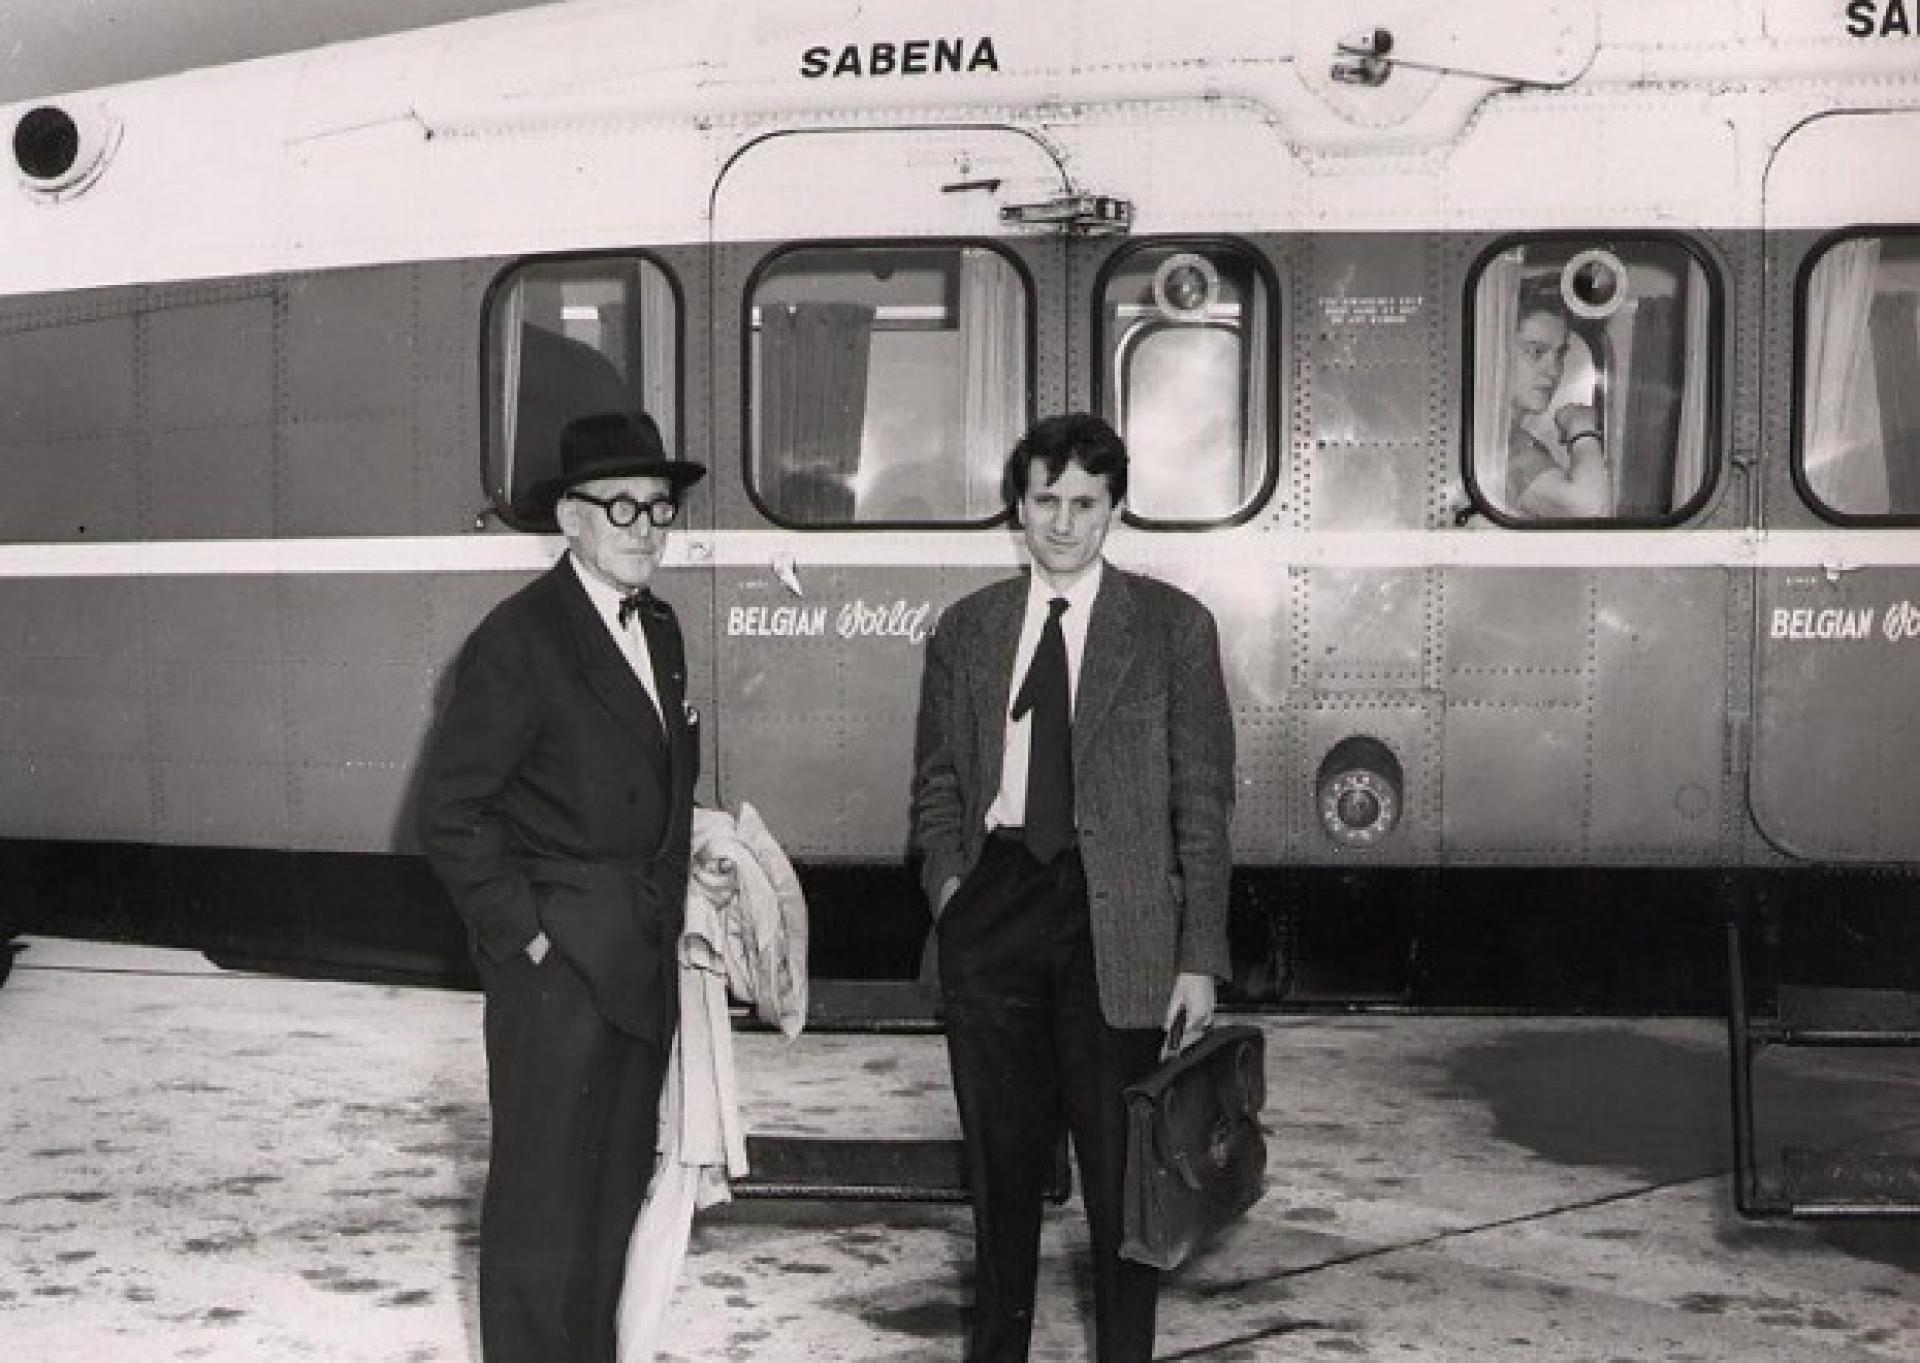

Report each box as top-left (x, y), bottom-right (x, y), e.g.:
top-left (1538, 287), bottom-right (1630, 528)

top-left (418, 558), bottom-right (698, 1044)
top-left (911, 565), bottom-right (1236, 1028)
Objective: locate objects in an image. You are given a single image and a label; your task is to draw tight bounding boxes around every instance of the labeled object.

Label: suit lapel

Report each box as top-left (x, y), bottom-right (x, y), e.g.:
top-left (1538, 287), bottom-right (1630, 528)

top-left (635, 599), bottom-right (691, 785)
top-left (637, 605), bottom-right (685, 733)
top-left (973, 578), bottom-right (1026, 804)
top-left (1073, 566), bottom-right (1137, 751)
top-left (552, 561), bottom-right (670, 757)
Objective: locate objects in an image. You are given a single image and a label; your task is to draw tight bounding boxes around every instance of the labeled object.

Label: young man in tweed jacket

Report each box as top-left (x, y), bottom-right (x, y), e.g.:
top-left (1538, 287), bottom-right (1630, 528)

top-left (911, 413), bottom-right (1236, 1363)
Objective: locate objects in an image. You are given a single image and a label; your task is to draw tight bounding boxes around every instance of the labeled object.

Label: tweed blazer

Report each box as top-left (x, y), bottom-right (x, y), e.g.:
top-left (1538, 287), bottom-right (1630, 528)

top-left (911, 565), bottom-right (1235, 1028)
top-left (417, 558), bottom-right (698, 1044)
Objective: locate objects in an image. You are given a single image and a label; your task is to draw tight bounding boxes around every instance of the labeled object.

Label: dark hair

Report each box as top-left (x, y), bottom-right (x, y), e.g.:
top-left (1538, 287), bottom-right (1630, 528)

top-left (1516, 274), bottom-right (1568, 326)
top-left (1001, 413), bottom-right (1129, 521)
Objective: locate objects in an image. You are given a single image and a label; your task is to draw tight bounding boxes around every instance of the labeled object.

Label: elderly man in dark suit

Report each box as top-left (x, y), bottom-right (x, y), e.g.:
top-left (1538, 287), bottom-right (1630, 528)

top-left (418, 411), bottom-right (704, 1363)
top-left (912, 412), bottom-right (1236, 1363)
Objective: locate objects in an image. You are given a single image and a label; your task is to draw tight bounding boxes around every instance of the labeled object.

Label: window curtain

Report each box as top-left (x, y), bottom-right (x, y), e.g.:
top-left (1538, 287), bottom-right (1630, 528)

top-left (961, 251), bottom-right (1021, 517)
top-left (511, 321), bottom-right (632, 518)
top-left (638, 265), bottom-right (676, 446)
top-left (1803, 239), bottom-right (1886, 513)
top-left (1614, 294), bottom-right (1680, 517)
top-left (760, 302), bottom-right (875, 522)
top-left (1473, 250), bottom-right (1523, 513)
top-left (510, 316), bottom-right (629, 522)
top-left (1670, 262), bottom-right (1711, 509)
top-left (1597, 309), bottom-right (1630, 515)
top-left (499, 281), bottom-right (526, 489)
top-left (1869, 292), bottom-right (1920, 513)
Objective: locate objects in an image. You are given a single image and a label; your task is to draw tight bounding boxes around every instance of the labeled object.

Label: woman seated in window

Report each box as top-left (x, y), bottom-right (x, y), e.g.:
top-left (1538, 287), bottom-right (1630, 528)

top-left (1504, 279), bottom-right (1611, 518)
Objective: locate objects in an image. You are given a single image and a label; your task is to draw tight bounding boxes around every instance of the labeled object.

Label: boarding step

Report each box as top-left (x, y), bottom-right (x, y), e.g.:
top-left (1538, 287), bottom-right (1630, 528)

top-left (733, 1136), bottom-right (1070, 1205)
top-left (1779, 1148), bottom-right (1920, 1219)
top-left (729, 978), bottom-right (940, 1033)
top-left (1727, 917), bottom-right (1920, 1219)
top-left (779, 978), bottom-right (940, 1032)
top-left (1769, 985), bottom-right (1920, 1041)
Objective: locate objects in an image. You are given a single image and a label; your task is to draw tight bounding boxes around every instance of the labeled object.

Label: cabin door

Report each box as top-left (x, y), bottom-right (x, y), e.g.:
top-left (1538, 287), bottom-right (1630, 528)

top-left (704, 127), bottom-right (1072, 900)
top-left (1751, 112), bottom-right (1920, 861)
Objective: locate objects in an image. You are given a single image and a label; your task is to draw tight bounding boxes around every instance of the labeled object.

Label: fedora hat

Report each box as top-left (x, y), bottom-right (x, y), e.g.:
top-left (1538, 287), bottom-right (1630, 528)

top-left (531, 412), bottom-right (707, 514)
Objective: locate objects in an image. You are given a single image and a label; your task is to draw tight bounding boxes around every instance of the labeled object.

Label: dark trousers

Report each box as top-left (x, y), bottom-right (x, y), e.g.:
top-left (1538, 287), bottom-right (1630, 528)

top-left (478, 947), bottom-right (666, 1363)
top-left (939, 833), bottom-right (1165, 1363)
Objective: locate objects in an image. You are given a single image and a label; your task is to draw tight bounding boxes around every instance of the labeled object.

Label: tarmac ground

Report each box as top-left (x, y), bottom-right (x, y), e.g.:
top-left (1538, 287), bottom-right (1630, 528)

top-left (2, 936), bottom-right (1916, 1362)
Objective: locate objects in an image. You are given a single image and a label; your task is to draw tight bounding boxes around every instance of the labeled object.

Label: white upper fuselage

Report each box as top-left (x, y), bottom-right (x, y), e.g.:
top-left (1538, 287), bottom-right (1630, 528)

top-left (3, 0), bottom-right (1917, 299)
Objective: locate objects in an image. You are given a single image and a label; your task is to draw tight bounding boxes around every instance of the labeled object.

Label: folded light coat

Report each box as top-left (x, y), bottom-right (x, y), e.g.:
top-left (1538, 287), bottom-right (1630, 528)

top-left (617, 802), bottom-right (808, 1363)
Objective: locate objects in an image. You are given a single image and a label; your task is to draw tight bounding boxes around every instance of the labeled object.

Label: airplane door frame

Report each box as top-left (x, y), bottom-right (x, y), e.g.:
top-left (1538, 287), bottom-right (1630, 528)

top-left (1751, 110), bottom-right (1920, 862)
top-left (701, 125), bottom-right (1074, 867)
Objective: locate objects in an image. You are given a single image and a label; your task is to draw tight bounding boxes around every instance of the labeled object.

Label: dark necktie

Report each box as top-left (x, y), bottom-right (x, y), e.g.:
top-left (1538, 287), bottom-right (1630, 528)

top-left (1010, 596), bottom-right (1073, 863)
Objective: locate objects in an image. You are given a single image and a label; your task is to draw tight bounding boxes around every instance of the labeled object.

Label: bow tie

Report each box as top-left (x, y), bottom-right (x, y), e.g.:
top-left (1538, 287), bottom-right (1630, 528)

top-left (618, 590), bottom-right (661, 628)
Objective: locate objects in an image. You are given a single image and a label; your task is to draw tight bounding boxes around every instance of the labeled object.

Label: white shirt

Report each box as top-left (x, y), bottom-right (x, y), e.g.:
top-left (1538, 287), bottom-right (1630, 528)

top-left (985, 559), bottom-right (1103, 831)
top-left (569, 555), bottom-right (665, 724)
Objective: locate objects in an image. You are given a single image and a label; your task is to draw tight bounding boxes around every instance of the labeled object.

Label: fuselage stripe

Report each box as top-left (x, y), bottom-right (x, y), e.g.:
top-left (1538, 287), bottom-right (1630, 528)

top-left (0, 529), bottom-right (1918, 577)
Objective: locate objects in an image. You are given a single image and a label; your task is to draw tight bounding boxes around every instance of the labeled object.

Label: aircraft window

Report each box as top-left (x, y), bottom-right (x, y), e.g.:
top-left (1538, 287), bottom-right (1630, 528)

top-left (1469, 240), bottom-right (1715, 525)
top-left (1097, 243), bottom-right (1272, 524)
top-left (485, 256), bottom-right (678, 527)
top-left (747, 244), bottom-right (1028, 526)
top-left (1799, 233), bottom-right (1920, 519)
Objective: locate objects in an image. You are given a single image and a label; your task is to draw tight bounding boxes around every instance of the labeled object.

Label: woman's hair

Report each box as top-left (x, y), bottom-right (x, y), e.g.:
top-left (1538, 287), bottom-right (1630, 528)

top-left (1516, 274), bottom-right (1568, 326)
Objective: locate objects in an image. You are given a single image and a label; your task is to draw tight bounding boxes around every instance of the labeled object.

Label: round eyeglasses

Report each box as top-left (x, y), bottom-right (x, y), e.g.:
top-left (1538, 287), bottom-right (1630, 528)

top-left (564, 490), bottom-right (679, 529)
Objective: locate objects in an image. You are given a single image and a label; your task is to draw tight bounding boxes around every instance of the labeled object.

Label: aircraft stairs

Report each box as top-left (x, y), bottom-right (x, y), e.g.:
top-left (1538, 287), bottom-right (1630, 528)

top-left (1726, 915), bottom-right (1920, 1219)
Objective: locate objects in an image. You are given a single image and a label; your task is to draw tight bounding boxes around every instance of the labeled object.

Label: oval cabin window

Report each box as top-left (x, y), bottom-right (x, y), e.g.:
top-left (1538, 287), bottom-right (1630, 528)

top-left (1799, 232), bottom-right (1920, 520)
top-left (1096, 241), bottom-right (1274, 527)
top-left (485, 255), bottom-right (680, 529)
top-left (1468, 239), bottom-right (1718, 526)
top-left (746, 243), bottom-right (1029, 528)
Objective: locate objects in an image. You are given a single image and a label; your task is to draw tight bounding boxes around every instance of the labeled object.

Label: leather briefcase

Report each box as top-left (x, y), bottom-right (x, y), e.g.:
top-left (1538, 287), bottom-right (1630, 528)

top-left (1120, 1023), bottom-right (1267, 1270)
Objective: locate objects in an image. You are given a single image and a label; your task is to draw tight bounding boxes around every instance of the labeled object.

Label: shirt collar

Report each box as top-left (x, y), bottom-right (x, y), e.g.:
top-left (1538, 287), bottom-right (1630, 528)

top-left (568, 552), bottom-right (631, 625)
top-left (1026, 557), bottom-right (1105, 618)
